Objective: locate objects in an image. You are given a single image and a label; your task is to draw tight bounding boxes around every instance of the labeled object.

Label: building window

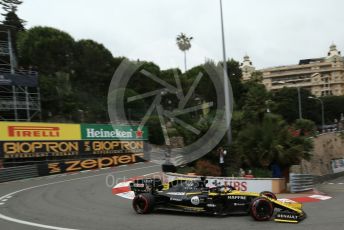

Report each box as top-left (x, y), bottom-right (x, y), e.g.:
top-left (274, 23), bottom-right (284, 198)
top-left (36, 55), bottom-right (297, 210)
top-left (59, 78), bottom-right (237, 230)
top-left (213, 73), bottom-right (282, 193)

top-left (322, 90), bottom-right (333, 96)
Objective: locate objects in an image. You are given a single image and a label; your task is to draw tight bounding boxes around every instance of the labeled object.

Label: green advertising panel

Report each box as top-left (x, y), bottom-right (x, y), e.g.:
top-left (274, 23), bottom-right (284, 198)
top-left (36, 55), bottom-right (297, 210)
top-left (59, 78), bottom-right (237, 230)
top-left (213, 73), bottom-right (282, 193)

top-left (81, 124), bottom-right (148, 140)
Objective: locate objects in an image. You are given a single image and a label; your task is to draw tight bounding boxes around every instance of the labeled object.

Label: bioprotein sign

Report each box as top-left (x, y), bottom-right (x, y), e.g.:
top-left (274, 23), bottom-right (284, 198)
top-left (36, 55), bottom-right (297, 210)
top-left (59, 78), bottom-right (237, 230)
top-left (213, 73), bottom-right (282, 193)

top-left (0, 122), bottom-right (148, 159)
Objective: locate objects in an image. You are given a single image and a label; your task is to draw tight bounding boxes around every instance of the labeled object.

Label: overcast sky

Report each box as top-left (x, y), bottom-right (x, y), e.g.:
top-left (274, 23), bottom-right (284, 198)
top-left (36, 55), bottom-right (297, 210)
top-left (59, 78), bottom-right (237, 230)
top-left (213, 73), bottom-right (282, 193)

top-left (17, 0), bottom-right (344, 70)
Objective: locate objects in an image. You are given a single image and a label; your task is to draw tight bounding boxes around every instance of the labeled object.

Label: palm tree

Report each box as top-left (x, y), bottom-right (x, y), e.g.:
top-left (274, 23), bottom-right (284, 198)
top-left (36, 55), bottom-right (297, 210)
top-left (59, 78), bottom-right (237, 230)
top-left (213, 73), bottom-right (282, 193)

top-left (234, 113), bottom-right (313, 169)
top-left (176, 33), bottom-right (193, 72)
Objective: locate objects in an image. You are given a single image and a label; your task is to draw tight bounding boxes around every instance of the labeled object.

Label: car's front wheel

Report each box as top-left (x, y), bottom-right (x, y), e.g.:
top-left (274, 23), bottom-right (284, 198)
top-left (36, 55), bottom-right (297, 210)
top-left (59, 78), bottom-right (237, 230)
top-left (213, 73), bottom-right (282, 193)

top-left (250, 197), bottom-right (274, 221)
top-left (132, 193), bottom-right (155, 214)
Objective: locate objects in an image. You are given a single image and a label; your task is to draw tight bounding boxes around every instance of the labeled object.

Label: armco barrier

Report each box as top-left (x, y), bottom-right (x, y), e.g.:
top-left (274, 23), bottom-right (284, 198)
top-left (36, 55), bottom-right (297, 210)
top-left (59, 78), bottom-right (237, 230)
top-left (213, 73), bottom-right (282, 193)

top-left (290, 173), bottom-right (314, 193)
top-left (314, 171), bottom-right (344, 184)
top-left (0, 165), bottom-right (39, 183)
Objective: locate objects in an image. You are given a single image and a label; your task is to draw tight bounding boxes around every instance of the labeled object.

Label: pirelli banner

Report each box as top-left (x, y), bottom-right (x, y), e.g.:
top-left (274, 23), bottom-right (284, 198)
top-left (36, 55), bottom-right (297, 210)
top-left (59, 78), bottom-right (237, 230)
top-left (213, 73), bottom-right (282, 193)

top-left (0, 122), bottom-right (148, 160)
top-left (0, 122), bottom-right (81, 141)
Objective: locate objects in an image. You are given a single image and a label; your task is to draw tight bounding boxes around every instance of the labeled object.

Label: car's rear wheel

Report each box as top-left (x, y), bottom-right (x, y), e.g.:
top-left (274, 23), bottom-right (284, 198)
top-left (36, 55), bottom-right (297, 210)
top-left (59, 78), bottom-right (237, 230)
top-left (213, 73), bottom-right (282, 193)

top-left (250, 197), bottom-right (274, 221)
top-left (260, 191), bottom-right (277, 200)
top-left (132, 193), bottom-right (155, 214)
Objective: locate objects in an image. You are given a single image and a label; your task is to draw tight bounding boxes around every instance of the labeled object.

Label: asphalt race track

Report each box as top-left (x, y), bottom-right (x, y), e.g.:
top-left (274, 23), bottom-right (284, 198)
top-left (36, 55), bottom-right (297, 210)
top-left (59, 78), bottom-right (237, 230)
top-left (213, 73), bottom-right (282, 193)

top-left (0, 162), bottom-right (344, 230)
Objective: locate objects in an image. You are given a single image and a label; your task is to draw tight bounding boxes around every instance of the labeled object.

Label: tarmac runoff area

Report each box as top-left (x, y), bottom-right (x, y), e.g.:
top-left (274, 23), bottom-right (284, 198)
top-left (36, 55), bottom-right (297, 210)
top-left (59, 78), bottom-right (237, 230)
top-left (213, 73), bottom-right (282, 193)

top-left (0, 162), bottom-right (343, 230)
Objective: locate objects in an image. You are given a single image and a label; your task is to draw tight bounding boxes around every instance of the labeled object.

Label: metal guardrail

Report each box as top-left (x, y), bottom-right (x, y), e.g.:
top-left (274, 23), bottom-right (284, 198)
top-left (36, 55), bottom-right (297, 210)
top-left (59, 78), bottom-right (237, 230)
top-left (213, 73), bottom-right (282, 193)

top-left (0, 165), bottom-right (39, 183)
top-left (314, 171), bottom-right (344, 184)
top-left (290, 173), bottom-right (314, 193)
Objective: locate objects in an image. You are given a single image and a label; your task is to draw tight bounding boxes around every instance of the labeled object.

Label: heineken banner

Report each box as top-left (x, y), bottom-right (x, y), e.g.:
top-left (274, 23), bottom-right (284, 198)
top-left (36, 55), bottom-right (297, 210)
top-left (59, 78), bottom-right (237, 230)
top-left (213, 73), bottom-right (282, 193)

top-left (81, 124), bottom-right (148, 140)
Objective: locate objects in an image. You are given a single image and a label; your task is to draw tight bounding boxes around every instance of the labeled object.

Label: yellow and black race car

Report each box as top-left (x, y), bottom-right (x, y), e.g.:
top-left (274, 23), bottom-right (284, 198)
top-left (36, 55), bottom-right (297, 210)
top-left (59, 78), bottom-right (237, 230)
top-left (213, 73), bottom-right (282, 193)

top-left (130, 177), bottom-right (306, 223)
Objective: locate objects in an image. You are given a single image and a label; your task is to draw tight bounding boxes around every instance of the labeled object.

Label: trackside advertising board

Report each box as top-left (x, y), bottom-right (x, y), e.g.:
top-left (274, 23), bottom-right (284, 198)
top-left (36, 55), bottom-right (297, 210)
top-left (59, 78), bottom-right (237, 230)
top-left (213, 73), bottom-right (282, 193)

top-left (0, 122), bottom-right (80, 141)
top-left (0, 122), bottom-right (147, 141)
top-left (81, 124), bottom-right (148, 140)
top-left (0, 140), bottom-right (144, 159)
top-left (331, 158), bottom-right (344, 173)
top-left (0, 122), bottom-right (147, 160)
top-left (37, 153), bottom-right (145, 175)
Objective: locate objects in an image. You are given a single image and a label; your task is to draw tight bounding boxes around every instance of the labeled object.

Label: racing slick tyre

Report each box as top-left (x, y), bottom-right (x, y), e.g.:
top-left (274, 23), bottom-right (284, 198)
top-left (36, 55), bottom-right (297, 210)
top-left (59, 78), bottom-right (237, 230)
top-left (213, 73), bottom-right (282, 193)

top-left (250, 197), bottom-right (274, 221)
top-left (132, 193), bottom-right (155, 214)
top-left (260, 191), bottom-right (277, 200)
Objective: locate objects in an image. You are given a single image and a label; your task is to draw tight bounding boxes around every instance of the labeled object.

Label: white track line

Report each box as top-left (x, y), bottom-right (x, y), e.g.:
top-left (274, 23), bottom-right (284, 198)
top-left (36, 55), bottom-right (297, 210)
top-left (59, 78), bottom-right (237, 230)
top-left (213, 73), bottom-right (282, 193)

top-left (0, 164), bottom-right (159, 230)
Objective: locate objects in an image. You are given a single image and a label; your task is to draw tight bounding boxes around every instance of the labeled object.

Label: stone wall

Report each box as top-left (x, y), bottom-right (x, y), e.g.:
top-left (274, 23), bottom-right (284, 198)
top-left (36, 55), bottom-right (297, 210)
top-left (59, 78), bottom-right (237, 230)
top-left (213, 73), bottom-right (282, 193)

top-left (300, 132), bottom-right (344, 176)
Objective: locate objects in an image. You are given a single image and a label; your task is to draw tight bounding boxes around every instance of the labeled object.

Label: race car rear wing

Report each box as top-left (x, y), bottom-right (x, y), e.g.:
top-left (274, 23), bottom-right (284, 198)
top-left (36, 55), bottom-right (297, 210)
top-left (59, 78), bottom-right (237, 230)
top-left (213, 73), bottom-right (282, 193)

top-left (130, 178), bottom-right (163, 194)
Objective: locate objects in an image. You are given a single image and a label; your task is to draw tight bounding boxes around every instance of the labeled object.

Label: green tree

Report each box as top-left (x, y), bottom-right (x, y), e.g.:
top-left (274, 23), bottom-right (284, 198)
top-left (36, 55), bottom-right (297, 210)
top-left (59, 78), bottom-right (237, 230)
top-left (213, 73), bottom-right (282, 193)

top-left (184, 64), bottom-right (215, 103)
top-left (17, 26), bottom-right (75, 74)
top-left (39, 71), bottom-right (77, 121)
top-left (72, 39), bottom-right (117, 122)
top-left (321, 96), bottom-right (344, 123)
top-left (73, 39), bottom-right (114, 88)
top-left (241, 80), bottom-right (270, 123)
top-left (293, 119), bottom-right (316, 136)
top-left (176, 32), bottom-right (193, 72)
top-left (271, 87), bottom-right (320, 123)
top-left (2, 10), bottom-right (24, 30)
top-left (160, 68), bottom-right (182, 85)
top-left (234, 113), bottom-right (313, 169)
top-left (183, 59), bottom-right (244, 108)
top-left (0, 0), bottom-right (22, 14)
top-left (0, 0), bottom-right (25, 62)
top-left (2, 10), bottom-right (24, 57)
top-left (225, 59), bottom-right (245, 109)
top-left (126, 61), bottom-right (161, 95)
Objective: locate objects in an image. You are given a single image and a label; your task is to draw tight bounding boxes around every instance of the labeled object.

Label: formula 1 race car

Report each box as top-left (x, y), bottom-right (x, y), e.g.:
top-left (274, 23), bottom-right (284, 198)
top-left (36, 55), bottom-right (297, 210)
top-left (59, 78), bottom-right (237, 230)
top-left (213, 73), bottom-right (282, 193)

top-left (130, 177), bottom-right (306, 223)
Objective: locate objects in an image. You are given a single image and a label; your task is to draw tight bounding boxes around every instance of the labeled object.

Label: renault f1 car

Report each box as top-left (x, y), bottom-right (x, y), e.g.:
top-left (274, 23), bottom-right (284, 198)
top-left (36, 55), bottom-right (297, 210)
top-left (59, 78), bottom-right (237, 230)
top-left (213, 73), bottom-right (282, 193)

top-left (130, 177), bottom-right (306, 223)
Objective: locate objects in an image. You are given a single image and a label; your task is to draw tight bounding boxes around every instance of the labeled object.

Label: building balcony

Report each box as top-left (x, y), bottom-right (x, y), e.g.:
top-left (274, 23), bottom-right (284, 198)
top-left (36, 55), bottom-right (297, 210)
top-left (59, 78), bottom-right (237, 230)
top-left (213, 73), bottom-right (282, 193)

top-left (263, 66), bottom-right (344, 78)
